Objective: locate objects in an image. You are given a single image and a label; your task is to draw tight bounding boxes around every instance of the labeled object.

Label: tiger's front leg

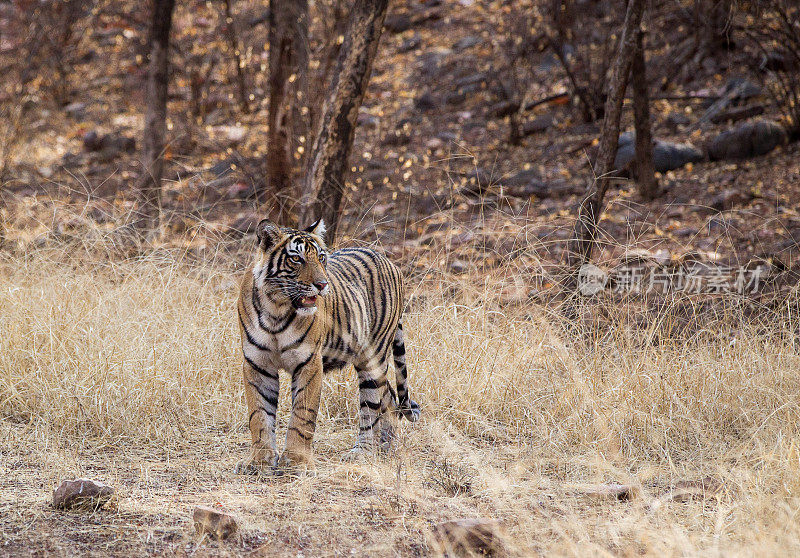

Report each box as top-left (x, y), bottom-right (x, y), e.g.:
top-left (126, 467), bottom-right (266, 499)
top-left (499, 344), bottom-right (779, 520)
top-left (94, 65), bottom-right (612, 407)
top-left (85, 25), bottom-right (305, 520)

top-left (235, 359), bottom-right (280, 475)
top-left (278, 351), bottom-right (323, 473)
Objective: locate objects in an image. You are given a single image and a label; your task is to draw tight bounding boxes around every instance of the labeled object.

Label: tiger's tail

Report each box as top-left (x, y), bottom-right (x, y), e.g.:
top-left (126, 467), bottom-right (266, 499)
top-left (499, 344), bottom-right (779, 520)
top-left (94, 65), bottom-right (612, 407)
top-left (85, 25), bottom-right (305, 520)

top-left (392, 320), bottom-right (420, 422)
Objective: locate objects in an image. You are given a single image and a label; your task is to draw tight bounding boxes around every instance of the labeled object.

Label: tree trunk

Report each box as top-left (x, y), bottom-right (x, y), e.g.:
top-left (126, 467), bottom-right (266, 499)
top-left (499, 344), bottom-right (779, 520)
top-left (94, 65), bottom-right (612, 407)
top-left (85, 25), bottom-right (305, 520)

top-left (265, 0), bottom-right (308, 221)
top-left (297, 0), bottom-right (390, 242)
top-left (566, 0), bottom-right (647, 268)
top-left (136, 0), bottom-right (176, 232)
top-left (222, 0), bottom-right (249, 114)
top-left (631, 29), bottom-right (658, 200)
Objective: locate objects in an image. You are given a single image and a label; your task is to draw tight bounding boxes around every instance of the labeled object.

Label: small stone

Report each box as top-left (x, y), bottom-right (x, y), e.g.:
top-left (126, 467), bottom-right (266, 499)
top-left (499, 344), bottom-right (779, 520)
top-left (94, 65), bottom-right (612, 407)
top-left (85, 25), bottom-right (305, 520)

top-left (398, 34), bottom-right (421, 53)
top-left (432, 519), bottom-right (503, 556)
top-left (444, 91), bottom-right (466, 106)
top-left (193, 506), bottom-right (238, 540)
top-left (489, 100), bottom-right (520, 119)
top-left (665, 112), bottom-right (691, 130)
top-left (64, 102), bottom-right (87, 119)
top-left (384, 14), bottom-right (412, 33)
top-left (53, 478), bottom-right (115, 511)
top-left (710, 188), bottom-right (751, 211)
top-left (453, 35), bottom-right (480, 51)
top-left (522, 113), bottom-right (555, 135)
top-left (414, 91), bottom-right (439, 111)
top-left (449, 259), bottom-right (468, 274)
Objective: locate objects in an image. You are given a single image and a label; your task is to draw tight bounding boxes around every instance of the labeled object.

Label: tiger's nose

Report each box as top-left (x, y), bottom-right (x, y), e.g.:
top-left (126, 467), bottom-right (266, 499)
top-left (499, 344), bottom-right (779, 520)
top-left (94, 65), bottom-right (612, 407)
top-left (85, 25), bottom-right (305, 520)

top-left (314, 281), bottom-right (328, 293)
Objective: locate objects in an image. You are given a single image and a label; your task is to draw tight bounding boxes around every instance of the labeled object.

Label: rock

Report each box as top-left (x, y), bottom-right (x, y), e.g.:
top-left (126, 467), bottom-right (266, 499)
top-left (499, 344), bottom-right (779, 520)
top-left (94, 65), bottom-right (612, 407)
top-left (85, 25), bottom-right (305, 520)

top-left (453, 36), bottom-right (480, 51)
top-left (384, 14), bottom-right (411, 33)
top-left (82, 130), bottom-right (102, 151)
top-left (449, 259), bottom-right (469, 274)
top-left (193, 506), bottom-right (238, 540)
top-left (708, 120), bottom-right (787, 161)
top-left (382, 130), bottom-right (411, 146)
top-left (521, 113), bottom-right (555, 135)
top-left (398, 34), bottom-right (421, 53)
top-left (212, 125), bottom-right (247, 145)
top-left (432, 519), bottom-right (503, 556)
top-left (64, 102), bottom-right (88, 119)
top-left (426, 137), bottom-right (444, 150)
top-left (417, 50), bottom-right (449, 77)
top-left (710, 188), bottom-right (751, 211)
top-left (444, 91), bottom-right (466, 106)
top-left (53, 479), bottom-right (115, 511)
top-left (489, 100), bottom-right (519, 119)
top-left (501, 169), bottom-right (540, 188)
top-left (710, 104), bottom-right (764, 124)
top-left (82, 131), bottom-right (136, 154)
top-left (665, 112), bottom-right (691, 130)
top-left (414, 91), bottom-right (439, 111)
top-left (455, 73), bottom-right (488, 89)
top-left (614, 133), bottom-right (704, 173)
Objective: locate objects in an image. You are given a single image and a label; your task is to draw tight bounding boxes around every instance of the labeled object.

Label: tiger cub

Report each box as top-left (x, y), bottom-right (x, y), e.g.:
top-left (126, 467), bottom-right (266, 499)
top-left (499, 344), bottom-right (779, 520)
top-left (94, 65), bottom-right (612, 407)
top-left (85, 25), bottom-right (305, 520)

top-left (235, 218), bottom-right (420, 473)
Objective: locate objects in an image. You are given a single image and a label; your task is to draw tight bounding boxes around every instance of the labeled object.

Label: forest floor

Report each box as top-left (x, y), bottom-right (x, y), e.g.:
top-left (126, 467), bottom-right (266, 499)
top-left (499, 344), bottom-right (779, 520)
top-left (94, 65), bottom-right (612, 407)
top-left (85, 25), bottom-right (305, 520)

top-left (2, 247), bottom-right (800, 556)
top-left (3, 0), bottom-right (800, 555)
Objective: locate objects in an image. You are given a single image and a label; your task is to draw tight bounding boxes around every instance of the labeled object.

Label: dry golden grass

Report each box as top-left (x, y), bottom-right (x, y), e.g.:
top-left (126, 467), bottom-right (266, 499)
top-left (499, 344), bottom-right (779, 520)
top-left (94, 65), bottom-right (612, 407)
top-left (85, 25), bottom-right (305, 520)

top-left (2, 240), bottom-right (800, 556)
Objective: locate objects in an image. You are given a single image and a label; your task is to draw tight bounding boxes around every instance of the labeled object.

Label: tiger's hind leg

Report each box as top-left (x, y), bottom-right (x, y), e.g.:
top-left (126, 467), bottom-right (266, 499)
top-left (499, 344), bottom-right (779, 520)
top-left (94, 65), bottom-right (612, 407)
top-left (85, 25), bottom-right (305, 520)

top-left (349, 357), bottom-right (396, 456)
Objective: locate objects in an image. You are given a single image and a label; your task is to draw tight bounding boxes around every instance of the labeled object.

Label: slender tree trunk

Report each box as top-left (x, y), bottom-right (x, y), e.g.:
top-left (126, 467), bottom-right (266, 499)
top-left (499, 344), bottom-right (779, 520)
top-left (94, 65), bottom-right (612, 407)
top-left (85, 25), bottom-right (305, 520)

top-left (297, 0), bottom-right (390, 241)
top-left (222, 0), bottom-right (249, 114)
top-left (266, 0), bottom-right (308, 221)
top-left (136, 0), bottom-right (176, 232)
top-left (631, 29), bottom-right (658, 200)
top-left (566, 0), bottom-right (647, 267)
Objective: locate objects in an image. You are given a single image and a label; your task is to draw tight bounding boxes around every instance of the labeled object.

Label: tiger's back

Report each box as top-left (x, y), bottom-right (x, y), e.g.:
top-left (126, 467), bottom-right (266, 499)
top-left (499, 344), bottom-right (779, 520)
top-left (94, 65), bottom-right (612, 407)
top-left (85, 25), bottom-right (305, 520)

top-left (318, 248), bottom-right (403, 373)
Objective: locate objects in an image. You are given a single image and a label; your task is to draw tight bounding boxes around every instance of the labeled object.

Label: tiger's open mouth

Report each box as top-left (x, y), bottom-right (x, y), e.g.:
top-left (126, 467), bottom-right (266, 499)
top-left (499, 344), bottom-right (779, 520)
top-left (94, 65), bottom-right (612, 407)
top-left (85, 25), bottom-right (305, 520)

top-left (297, 295), bottom-right (317, 308)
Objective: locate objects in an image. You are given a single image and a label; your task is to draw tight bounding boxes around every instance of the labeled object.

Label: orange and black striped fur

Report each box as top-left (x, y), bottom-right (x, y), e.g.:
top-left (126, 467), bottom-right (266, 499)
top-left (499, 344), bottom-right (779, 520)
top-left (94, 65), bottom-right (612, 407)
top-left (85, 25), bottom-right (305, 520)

top-left (235, 218), bottom-right (420, 473)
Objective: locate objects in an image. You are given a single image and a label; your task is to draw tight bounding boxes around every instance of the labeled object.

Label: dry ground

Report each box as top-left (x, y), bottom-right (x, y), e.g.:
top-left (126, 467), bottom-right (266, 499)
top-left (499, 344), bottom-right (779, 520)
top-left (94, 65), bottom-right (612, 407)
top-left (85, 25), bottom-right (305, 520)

top-left (3, 241), bottom-right (800, 557)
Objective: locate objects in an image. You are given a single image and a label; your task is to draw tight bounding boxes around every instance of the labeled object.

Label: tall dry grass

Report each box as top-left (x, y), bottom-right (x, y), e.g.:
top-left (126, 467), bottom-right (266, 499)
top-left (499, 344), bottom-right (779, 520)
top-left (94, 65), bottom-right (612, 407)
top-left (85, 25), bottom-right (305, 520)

top-left (3, 240), bottom-right (800, 555)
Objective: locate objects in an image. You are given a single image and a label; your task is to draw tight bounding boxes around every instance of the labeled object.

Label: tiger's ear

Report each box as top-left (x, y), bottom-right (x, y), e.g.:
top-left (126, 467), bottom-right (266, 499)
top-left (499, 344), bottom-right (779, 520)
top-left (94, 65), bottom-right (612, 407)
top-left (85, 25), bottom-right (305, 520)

top-left (256, 219), bottom-right (284, 249)
top-left (304, 218), bottom-right (327, 241)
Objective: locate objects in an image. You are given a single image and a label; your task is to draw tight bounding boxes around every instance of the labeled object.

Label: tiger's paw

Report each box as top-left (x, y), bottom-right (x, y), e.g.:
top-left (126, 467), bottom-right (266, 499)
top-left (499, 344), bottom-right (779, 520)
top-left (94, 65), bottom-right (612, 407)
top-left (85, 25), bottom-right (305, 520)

top-left (276, 451), bottom-right (314, 476)
top-left (234, 449), bottom-right (278, 476)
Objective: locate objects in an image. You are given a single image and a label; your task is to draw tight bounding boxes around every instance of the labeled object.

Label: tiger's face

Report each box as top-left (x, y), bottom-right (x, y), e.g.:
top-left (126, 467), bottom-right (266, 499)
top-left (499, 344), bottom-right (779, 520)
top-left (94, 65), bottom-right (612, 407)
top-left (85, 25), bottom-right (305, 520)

top-left (253, 219), bottom-right (330, 315)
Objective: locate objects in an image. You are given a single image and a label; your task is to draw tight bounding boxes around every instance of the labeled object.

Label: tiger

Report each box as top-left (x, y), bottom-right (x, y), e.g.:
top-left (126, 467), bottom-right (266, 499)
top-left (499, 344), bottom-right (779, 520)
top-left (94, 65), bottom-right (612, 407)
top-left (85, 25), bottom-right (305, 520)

top-left (234, 218), bottom-right (420, 474)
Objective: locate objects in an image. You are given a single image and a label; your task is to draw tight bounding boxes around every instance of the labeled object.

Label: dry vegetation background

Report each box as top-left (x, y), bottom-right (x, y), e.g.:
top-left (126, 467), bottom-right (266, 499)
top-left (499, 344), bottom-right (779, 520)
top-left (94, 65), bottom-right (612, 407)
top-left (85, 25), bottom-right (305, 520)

top-left (3, 238), bottom-right (800, 556)
top-left (3, 0), bottom-right (800, 555)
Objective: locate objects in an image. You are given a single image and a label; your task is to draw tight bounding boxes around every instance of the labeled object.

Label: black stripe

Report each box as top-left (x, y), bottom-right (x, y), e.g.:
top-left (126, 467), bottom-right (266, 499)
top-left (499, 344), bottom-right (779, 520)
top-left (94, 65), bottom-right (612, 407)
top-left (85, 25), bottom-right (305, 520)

top-left (392, 342), bottom-right (405, 357)
top-left (288, 426), bottom-right (312, 440)
top-left (360, 399), bottom-right (382, 410)
top-left (359, 377), bottom-right (386, 390)
top-left (249, 381), bottom-right (278, 408)
top-left (359, 415), bottom-right (381, 432)
top-left (239, 309), bottom-right (270, 352)
top-left (281, 323), bottom-right (313, 352)
top-left (290, 353), bottom-right (314, 376)
top-left (248, 407), bottom-right (272, 424)
top-left (292, 372), bottom-right (316, 400)
top-left (244, 353), bottom-right (278, 380)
